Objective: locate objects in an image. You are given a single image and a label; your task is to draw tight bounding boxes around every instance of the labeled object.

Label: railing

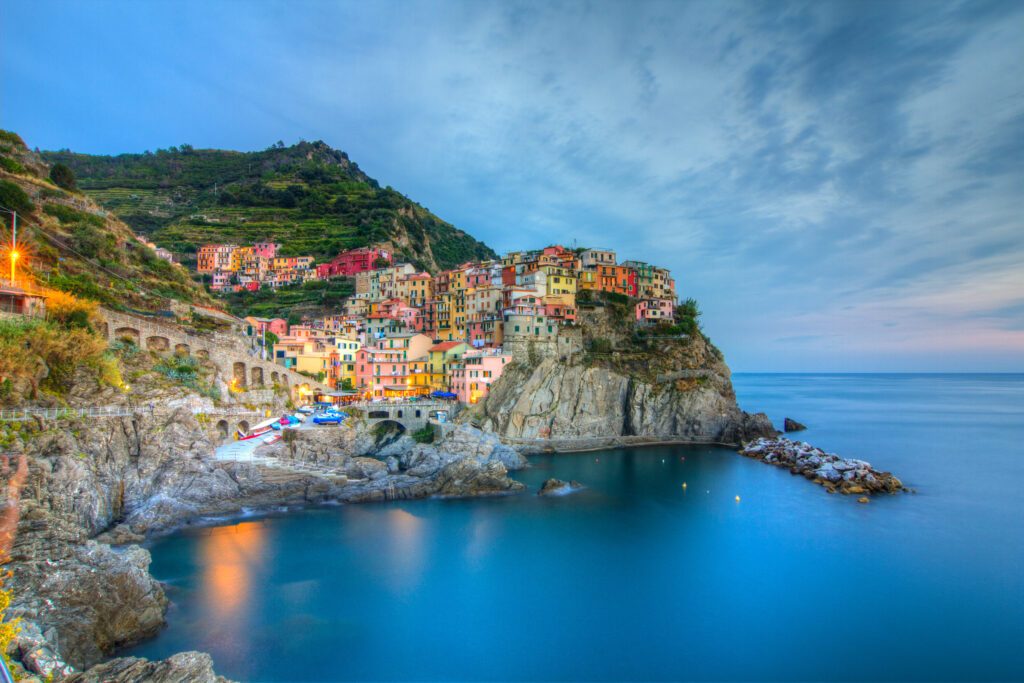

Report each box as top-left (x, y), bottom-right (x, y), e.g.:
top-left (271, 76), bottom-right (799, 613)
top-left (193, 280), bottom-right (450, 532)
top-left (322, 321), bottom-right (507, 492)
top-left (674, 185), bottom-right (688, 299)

top-left (0, 405), bottom-right (137, 421)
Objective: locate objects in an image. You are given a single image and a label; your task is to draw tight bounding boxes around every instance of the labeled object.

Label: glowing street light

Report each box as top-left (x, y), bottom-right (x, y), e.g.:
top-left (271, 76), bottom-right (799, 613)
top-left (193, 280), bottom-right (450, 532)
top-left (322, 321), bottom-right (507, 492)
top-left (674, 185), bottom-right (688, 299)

top-left (10, 250), bottom-right (19, 283)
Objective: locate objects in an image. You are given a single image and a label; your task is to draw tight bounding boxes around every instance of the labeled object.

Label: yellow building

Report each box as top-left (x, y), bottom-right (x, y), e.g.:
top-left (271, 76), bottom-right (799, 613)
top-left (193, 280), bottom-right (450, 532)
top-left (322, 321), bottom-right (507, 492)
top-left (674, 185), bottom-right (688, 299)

top-left (427, 341), bottom-right (469, 390)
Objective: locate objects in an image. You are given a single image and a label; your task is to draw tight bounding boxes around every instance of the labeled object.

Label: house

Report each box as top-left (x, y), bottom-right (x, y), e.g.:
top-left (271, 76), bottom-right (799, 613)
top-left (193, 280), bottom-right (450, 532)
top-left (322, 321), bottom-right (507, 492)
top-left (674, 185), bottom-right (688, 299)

top-left (317, 246), bottom-right (392, 278)
top-left (427, 341), bottom-right (469, 390)
top-left (635, 298), bottom-right (675, 323)
top-left (449, 348), bottom-right (512, 404)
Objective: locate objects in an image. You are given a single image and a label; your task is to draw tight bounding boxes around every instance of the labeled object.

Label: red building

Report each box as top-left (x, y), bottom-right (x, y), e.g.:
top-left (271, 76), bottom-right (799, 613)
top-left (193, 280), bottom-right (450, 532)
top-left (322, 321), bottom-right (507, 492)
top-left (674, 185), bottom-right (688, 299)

top-left (317, 247), bottom-right (393, 278)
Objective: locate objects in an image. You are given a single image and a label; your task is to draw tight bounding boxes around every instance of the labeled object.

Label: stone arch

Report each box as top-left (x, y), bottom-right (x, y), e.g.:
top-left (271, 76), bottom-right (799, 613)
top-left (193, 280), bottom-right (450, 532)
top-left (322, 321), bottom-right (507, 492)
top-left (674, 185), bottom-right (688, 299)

top-left (195, 349), bottom-right (210, 360)
top-left (232, 362), bottom-right (247, 388)
top-left (250, 366), bottom-right (264, 387)
top-left (114, 327), bottom-right (140, 346)
top-left (397, 409), bottom-right (404, 418)
top-left (271, 371), bottom-right (280, 384)
top-left (281, 374), bottom-right (289, 388)
top-left (98, 321), bottom-right (109, 339)
top-left (236, 420), bottom-right (250, 436)
top-left (368, 410), bottom-right (389, 419)
top-left (215, 419), bottom-right (229, 441)
top-left (174, 343), bottom-right (190, 356)
top-left (146, 336), bottom-right (170, 352)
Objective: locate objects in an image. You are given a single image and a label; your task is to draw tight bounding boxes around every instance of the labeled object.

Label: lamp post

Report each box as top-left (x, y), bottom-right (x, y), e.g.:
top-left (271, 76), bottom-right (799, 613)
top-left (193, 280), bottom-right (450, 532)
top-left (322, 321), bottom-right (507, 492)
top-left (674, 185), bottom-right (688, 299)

top-left (0, 208), bottom-right (16, 284)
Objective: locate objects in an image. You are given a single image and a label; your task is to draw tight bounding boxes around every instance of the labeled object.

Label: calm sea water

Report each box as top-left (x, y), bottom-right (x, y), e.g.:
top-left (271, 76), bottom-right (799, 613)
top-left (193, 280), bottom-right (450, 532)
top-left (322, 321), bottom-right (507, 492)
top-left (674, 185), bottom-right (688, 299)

top-left (125, 374), bottom-right (1024, 682)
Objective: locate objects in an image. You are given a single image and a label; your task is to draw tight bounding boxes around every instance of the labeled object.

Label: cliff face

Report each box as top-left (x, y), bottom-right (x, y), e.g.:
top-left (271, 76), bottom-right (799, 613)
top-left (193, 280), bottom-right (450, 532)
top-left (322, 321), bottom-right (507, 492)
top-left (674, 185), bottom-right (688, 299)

top-left (475, 310), bottom-right (774, 449)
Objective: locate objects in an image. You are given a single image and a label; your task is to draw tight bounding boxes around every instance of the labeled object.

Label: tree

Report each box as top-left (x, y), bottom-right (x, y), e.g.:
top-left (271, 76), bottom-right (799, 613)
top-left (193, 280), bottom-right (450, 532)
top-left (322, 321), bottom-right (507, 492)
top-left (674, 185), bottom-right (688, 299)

top-left (49, 162), bottom-right (77, 191)
top-left (341, 377), bottom-right (354, 390)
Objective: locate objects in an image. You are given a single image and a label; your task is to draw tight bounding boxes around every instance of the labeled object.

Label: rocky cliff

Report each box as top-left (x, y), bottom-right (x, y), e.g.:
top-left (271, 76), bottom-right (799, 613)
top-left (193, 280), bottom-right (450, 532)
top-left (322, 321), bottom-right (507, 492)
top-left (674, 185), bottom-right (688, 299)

top-left (2, 393), bottom-right (526, 679)
top-left (473, 305), bottom-right (774, 450)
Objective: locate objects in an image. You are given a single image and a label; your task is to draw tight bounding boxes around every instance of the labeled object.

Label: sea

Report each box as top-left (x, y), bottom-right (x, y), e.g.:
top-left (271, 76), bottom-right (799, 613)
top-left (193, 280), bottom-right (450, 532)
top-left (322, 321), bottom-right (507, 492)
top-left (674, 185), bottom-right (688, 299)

top-left (124, 374), bottom-right (1024, 682)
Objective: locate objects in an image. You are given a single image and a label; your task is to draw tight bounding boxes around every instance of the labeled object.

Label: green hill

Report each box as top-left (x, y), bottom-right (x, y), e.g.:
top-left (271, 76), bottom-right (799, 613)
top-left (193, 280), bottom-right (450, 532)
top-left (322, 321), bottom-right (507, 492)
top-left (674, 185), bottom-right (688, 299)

top-left (0, 129), bottom-right (218, 312)
top-left (42, 141), bottom-right (496, 274)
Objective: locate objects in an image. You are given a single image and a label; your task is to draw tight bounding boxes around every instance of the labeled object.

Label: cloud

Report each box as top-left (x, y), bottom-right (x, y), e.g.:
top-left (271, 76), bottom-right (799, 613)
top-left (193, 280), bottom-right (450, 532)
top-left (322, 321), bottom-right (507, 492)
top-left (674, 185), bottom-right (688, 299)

top-left (2, 0), bottom-right (1022, 370)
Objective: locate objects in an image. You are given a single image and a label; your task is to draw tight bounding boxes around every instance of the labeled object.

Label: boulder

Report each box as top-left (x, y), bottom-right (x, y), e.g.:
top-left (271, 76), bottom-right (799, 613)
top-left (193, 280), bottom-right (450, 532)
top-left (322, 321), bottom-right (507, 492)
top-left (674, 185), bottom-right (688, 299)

top-left (65, 650), bottom-right (234, 683)
top-left (538, 478), bottom-right (585, 496)
top-left (783, 418), bottom-right (807, 432)
top-left (432, 459), bottom-right (526, 497)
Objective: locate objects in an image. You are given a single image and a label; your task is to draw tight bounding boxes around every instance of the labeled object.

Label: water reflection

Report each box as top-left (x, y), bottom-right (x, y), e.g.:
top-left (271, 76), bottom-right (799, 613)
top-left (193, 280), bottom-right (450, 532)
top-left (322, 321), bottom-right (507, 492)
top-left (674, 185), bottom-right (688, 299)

top-left (199, 521), bottom-right (266, 622)
top-left (382, 508), bottom-right (426, 595)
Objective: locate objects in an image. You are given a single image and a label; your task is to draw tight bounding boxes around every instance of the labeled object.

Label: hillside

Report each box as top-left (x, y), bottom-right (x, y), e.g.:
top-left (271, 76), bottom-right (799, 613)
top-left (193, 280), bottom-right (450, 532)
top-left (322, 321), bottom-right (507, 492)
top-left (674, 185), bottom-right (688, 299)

top-left (0, 130), bottom-right (217, 312)
top-left (42, 140), bottom-right (496, 274)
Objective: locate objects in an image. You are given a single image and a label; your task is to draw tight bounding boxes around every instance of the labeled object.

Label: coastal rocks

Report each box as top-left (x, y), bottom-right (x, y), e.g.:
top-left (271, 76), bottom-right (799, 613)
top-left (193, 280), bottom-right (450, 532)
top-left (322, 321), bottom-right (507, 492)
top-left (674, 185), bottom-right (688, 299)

top-left (783, 418), bottom-right (807, 432)
top-left (431, 459), bottom-right (525, 498)
top-left (538, 478), bottom-right (584, 496)
top-left (739, 438), bottom-right (906, 496)
top-left (474, 343), bottom-right (776, 450)
top-left (434, 424), bottom-right (527, 470)
top-left (64, 650), bottom-right (235, 683)
top-left (7, 512), bottom-right (168, 669)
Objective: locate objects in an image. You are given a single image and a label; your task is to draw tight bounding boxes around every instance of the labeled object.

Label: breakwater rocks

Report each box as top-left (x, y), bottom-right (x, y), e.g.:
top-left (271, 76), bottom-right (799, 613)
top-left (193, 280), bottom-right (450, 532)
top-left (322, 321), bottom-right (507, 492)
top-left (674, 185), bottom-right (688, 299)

top-left (739, 438), bottom-right (906, 496)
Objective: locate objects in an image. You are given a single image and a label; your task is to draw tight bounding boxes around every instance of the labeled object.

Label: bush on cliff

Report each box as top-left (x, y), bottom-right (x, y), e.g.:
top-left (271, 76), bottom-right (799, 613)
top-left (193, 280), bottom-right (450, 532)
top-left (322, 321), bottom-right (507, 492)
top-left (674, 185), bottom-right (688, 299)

top-left (0, 318), bottom-right (121, 404)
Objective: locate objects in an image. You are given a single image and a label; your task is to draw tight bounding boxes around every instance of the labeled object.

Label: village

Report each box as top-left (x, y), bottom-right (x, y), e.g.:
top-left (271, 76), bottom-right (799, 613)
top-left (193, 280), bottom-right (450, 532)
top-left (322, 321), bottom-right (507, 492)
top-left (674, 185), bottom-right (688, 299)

top-left (198, 243), bottom-right (679, 405)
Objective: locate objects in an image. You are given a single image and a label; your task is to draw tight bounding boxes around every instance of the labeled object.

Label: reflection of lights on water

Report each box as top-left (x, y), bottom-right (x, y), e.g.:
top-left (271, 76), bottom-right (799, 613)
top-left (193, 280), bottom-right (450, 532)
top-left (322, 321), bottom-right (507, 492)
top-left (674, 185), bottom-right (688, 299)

top-left (383, 509), bottom-right (427, 595)
top-left (199, 521), bottom-right (266, 619)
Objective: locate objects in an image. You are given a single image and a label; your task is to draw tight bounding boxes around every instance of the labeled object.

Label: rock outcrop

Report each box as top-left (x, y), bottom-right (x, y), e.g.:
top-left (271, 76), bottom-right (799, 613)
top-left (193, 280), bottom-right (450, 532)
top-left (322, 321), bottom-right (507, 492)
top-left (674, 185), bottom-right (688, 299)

top-left (63, 651), bottom-right (234, 683)
top-left (538, 478), bottom-right (584, 496)
top-left (739, 438), bottom-right (907, 496)
top-left (472, 320), bottom-right (775, 450)
top-left (783, 418), bottom-right (807, 432)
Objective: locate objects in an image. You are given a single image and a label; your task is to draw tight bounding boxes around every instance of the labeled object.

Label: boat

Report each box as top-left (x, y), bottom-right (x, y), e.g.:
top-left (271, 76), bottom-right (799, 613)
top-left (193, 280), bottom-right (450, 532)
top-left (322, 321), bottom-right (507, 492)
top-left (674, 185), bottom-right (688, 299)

top-left (236, 416), bottom-right (279, 441)
top-left (262, 434), bottom-right (281, 445)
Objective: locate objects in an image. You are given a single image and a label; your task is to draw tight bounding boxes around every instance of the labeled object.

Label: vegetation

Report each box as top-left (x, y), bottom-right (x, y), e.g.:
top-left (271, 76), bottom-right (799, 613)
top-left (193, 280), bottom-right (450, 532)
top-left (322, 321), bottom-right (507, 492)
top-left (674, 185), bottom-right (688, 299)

top-left (220, 277), bottom-right (354, 319)
top-left (49, 162), bottom-right (77, 191)
top-left (42, 140), bottom-right (496, 273)
top-left (0, 574), bottom-right (20, 675)
top-left (152, 354), bottom-right (219, 400)
top-left (411, 424), bottom-right (436, 444)
top-left (0, 317), bottom-right (121, 405)
top-left (0, 180), bottom-right (34, 216)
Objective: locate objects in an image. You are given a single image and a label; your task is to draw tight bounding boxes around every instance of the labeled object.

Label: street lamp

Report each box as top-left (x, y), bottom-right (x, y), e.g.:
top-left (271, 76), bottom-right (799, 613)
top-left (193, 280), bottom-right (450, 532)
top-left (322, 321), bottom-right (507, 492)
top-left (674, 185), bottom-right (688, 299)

top-left (9, 250), bottom-right (18, 284)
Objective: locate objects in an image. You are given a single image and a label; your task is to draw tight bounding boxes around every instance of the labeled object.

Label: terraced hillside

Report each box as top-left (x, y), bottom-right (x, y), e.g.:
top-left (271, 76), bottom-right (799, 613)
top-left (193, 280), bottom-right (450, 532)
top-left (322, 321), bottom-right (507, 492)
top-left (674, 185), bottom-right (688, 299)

top-left (0, 130), bottom-right (217, 312)
top-left (43, 141), bottom-right (496, 273)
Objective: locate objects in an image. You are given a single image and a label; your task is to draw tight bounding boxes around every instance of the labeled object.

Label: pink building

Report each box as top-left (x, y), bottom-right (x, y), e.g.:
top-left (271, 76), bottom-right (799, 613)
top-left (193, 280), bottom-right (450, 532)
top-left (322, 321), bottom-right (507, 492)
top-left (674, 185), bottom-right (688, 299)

top-left (252, 242), bottom-right (280, 259)
top-left (355, 348), bottom-right (374, 395)
top-left (318, 246), bottom-right (393, 278)
top-left (635, 298), bottom-right (675, 323)
top-left (450, 349), bottom-right (512, 404)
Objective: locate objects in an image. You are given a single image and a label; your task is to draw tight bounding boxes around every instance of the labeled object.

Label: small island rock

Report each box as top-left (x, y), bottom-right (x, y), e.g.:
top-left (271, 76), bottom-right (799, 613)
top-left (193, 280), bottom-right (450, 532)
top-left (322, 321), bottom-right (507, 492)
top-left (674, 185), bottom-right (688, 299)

top-left (783, 418), bottom-right (807, 432)
top-left (538, 478), bottom-right (585, 496)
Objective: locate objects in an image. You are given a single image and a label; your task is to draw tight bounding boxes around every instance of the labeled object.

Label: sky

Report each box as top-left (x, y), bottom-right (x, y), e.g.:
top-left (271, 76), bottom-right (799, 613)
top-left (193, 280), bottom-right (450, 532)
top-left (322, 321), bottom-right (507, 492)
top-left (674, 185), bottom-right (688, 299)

top-left (2, 0), bottom-right (1022, 372)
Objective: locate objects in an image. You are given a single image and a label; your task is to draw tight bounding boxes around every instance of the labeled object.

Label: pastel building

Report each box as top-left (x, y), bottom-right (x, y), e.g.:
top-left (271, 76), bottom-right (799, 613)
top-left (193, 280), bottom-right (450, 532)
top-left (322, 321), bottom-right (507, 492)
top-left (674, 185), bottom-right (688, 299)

top-left (449, 349), bottom-right (512, 404)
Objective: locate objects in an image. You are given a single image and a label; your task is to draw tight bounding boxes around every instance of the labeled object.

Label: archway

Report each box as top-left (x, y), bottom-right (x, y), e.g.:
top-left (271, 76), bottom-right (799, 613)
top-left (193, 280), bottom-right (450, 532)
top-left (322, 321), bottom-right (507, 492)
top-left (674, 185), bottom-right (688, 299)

top-left (114, 327), bottom-right (140, 346)
top-left (236, 420), bottom-right (250, 436)
top-left (195, 349), bottom-right (210, 360)
top-left (146, 336), bottom-right (170, 352)
top-left (174, 343), bottom-right (190, 356)
top-left (232, 362), bottom-right (247, 388)
top-left (250, 366), bottom-right (264, 388)
top-left (215, 419), bottom-right (229, 442)
top-left (98, 321), bottom-right (109, 339)
top-left (271, 371), bottom-right (280, 384)
top-left (370, 419), bottom-right (406, 449)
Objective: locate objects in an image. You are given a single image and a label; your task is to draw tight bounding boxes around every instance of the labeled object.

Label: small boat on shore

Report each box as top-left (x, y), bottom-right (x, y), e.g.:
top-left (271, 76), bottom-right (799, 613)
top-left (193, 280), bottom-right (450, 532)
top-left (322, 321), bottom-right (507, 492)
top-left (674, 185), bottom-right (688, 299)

top-left (237, 416), bottom-right (279, 441)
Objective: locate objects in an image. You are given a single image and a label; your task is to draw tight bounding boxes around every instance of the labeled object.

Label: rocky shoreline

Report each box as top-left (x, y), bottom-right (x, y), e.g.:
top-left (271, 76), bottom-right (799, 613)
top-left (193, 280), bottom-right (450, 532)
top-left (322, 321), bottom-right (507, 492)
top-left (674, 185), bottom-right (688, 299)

top-left (739, 437), bottom-right (907, 498)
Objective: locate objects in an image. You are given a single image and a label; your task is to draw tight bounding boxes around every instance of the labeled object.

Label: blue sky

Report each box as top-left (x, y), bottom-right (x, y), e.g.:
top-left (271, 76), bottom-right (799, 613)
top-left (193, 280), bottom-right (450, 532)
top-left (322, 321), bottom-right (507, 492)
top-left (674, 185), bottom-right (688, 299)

top-left (2, 0), bottom-right (1022, 371)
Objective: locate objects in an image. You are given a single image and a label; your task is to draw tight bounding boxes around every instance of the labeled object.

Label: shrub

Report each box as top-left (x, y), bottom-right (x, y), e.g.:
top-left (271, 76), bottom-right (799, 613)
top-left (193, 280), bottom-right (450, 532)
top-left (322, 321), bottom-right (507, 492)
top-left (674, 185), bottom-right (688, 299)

top-left (49, 163), bottom-right (77, 191)
top-left (0, 318), bottom-right (118, 401)
top-left (45, 289), bottom-right (100, 330)
top-left (0, 156), bottom-right (25, 175)
top-left (411, 425), bottom-right (435, 444)
top-left (43, 203), bottom-right (104, 227)
top-left (0, 180), bottom-right (34, 216)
